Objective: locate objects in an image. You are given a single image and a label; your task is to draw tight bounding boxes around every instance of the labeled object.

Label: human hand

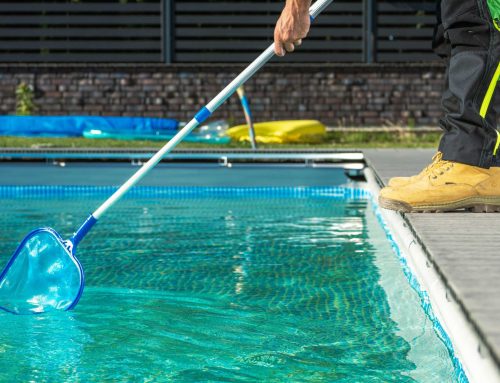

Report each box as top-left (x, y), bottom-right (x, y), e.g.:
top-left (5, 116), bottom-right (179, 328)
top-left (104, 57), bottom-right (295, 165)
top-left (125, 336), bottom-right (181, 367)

top-left (274, 0), bottom-right (311, 56)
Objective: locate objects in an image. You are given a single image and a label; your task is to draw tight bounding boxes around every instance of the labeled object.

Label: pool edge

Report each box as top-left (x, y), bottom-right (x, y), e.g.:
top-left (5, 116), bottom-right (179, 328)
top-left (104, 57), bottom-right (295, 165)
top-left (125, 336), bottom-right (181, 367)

top-left (364, 167), bottom-right (500, 383)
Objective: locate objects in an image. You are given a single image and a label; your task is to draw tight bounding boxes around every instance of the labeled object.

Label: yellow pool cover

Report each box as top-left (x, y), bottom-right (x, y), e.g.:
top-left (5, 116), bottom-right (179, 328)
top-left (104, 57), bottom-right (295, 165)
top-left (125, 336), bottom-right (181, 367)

top-left (226, 120), bottom-right (326, 144)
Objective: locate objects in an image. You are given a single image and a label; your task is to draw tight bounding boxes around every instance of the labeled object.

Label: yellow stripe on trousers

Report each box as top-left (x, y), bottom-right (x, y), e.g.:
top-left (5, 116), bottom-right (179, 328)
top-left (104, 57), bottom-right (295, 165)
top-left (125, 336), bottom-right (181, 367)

top-left (480, 61), bottom-right (500, 118)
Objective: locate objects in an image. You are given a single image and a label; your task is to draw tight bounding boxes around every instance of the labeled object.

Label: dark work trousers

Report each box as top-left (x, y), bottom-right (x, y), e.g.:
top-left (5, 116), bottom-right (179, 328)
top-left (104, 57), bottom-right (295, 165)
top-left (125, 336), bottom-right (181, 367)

top-left (434, 0), bottom-right (500, 168)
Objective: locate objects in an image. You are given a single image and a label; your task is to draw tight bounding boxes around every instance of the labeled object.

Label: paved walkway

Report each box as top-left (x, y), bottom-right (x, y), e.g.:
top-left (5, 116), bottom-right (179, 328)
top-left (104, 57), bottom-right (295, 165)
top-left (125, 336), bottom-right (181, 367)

top-left (364, 149), bottom-right (500, 366)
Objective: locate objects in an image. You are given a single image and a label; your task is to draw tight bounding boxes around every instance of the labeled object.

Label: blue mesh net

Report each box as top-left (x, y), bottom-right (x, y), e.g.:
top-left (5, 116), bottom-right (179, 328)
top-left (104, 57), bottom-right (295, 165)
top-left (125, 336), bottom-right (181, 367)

top-left (0, 228), bottom-right (84, 315)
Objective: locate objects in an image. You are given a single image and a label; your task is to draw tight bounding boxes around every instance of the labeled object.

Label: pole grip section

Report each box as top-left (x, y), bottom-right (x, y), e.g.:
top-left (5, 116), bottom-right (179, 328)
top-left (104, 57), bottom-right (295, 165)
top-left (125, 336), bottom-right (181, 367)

top-left (194, 107), bottom-right (212, 124)
top-left (71, 214), bottom-right (98, 248)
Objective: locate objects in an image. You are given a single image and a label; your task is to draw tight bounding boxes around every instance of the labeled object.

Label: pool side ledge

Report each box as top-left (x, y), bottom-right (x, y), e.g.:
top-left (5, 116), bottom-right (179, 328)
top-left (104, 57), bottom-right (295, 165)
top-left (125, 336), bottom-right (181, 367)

top-left (364, 167), bottom-right (500, 383)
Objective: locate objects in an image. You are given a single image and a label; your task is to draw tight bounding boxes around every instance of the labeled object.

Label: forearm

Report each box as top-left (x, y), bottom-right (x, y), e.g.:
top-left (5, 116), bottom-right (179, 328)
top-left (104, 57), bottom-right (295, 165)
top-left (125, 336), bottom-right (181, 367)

top-left (285, 0), bottom-right (311, 12)
top-left (274, 0), bottom-right (311, 56)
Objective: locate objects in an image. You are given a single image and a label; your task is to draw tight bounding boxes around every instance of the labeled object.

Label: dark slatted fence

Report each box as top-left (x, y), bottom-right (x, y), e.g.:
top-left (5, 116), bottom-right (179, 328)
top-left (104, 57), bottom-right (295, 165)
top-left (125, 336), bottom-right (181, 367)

top-left (376, 1), bottom-right (437, 62)
top-left (0, 0), bottom-right (439, 63)
top-left (0, 0), bottom-right (162, 62)
top-left (174, 0), bottom-right (364, 63)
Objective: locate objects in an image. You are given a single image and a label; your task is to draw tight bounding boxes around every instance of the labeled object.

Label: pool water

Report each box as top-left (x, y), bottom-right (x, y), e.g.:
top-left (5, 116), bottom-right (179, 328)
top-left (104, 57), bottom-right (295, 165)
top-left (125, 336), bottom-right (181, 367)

top-left (0, 189), bottom-right (460, 382)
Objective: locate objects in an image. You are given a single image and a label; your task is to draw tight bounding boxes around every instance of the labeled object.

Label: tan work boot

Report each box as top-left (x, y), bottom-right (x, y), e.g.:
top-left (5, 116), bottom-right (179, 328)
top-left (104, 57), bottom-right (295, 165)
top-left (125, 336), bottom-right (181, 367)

top-left (388, 152), bottom-right (443, 187)
top-left (379, 158), bottom-right (500, 213)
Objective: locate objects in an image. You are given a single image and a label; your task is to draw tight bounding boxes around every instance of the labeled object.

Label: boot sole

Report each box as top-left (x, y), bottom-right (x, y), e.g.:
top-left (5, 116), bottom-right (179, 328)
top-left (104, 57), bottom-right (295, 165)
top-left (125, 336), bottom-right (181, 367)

top-left (378, 195), bottom-right (500, 213)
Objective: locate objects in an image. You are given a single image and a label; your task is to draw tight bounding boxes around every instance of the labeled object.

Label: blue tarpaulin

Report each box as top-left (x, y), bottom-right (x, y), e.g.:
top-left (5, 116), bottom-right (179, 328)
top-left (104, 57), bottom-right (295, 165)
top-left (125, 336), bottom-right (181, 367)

top-left (0, 116), bottom-right (179, 137)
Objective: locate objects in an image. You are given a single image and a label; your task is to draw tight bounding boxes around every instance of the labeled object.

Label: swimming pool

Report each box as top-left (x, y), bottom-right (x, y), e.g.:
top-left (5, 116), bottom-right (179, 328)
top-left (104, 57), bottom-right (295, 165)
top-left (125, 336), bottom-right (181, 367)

top-left (0, 162), bottom-right (465, 382)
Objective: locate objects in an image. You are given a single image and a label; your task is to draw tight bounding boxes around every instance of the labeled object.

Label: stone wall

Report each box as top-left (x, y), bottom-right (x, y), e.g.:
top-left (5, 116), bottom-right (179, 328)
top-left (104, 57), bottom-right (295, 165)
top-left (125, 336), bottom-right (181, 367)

top-left (0, 63), bottom-right (448, 127)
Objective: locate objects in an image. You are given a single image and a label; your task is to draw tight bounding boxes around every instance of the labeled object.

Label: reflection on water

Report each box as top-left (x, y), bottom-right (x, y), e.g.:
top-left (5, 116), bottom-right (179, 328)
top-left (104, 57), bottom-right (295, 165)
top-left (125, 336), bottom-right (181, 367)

top-left (0, 195), bottom-right (459, 382)
top-left (0, 311), bottom-right (89, 382)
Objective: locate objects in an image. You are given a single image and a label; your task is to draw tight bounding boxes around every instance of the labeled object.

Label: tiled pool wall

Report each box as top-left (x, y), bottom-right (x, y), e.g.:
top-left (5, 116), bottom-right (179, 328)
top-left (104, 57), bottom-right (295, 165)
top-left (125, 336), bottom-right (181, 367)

top-left (369, 194), bottom-right (469, 383)
top-left (0, 185), bottom-right (369, 199)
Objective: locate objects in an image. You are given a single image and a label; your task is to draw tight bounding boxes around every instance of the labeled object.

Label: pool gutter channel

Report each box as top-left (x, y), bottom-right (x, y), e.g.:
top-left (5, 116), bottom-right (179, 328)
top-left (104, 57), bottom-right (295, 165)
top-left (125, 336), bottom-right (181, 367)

top-left (0, 148), bottom-right (364, 165)
top-left (364, 167), bottom-right (500, 383)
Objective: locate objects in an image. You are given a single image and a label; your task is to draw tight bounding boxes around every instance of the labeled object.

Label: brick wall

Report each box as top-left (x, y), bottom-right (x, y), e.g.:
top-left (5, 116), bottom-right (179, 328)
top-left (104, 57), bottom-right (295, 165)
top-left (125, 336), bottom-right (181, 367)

top-left (0, 63), bottom-right (448, 127)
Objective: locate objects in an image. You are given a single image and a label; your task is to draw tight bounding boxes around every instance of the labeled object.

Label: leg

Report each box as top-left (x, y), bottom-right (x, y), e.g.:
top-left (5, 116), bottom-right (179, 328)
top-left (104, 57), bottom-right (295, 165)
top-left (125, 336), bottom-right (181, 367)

top-left (379, 1), bottom-right (500, 213)
top-left (432, 0), bottom-right (450, 60)
top-left (438, 0), bottom-right (500, 168)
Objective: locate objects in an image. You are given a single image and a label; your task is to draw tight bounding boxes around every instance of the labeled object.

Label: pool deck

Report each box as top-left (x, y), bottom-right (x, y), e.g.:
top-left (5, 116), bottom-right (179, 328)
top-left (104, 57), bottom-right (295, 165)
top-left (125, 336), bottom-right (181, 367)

top-left (364, 148), bottom-right (500, 369)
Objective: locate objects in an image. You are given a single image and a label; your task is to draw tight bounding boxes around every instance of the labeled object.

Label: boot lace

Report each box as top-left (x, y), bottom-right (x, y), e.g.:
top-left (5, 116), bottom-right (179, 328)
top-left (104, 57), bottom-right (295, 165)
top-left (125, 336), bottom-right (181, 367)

top-left (418, 152), bottom-right (444, 178)
top-left (429, 159), bottom-right (454, 179)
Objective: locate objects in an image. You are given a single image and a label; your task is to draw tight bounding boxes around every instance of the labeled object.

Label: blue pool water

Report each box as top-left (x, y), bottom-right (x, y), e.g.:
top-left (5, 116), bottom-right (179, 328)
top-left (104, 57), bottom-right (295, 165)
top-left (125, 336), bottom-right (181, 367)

top-left (0, 186), bottom-right (462, 382)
